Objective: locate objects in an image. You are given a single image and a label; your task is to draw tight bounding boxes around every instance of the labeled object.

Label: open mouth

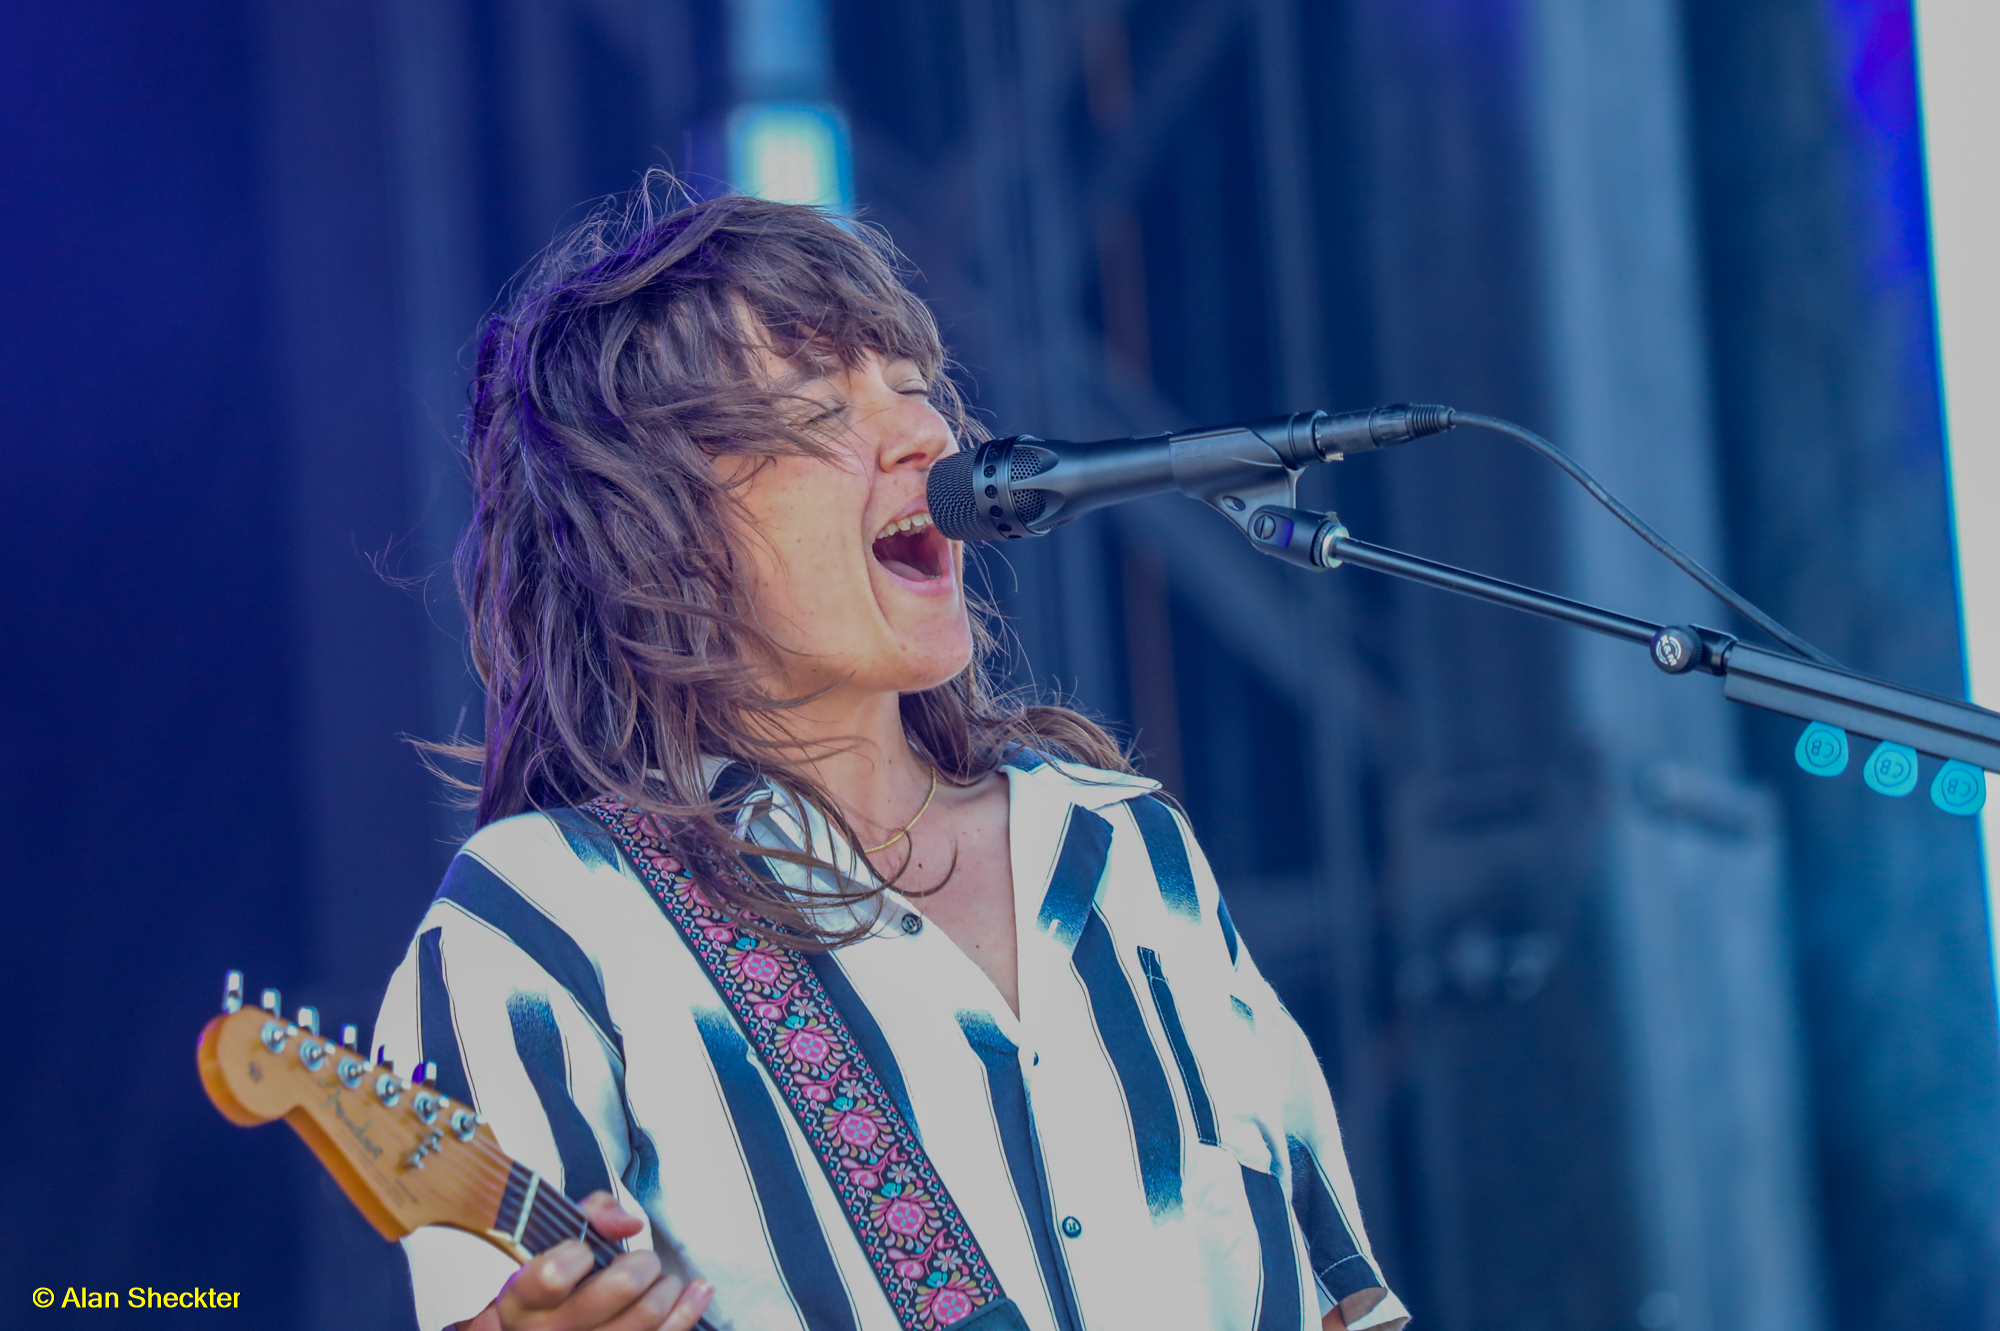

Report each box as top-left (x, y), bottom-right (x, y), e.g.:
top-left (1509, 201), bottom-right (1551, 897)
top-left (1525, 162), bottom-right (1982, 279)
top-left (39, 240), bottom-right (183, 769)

top-left (870, 510), bottom-right (951, 582)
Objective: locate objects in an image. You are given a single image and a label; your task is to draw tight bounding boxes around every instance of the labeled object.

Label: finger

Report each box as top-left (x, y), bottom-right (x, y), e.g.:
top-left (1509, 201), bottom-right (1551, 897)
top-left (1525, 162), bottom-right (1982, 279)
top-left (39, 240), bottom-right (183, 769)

top-left (549, 1250), bottom-right (665, 1328)
top-left (661, 1280), bottom-right (714, 1331)
top-left (579, 1190), bottom-right (647, 1241)
top-left (600, 1272), bottom-right (714, 1331)
top-left (497, 1240), bottom-right (595, 1314)
top-left (595, 1272), bottom-right (687, 1331)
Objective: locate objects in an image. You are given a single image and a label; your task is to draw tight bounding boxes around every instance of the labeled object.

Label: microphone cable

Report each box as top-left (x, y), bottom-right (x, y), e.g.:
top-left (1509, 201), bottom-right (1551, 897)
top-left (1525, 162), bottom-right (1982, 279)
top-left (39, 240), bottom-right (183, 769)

top-left (1446, 411), bottom-right (1842, 669)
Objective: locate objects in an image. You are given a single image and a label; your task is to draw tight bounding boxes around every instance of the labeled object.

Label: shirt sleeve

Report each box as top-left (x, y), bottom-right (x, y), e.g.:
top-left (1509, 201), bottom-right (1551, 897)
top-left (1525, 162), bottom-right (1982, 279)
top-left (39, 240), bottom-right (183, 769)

top-left (1172, 805), bottom-right (1411, 1331)
top-left (372, 841), bottom-right (654, 1331)
top-left (1258, 977), bottom-right (1410, 1330)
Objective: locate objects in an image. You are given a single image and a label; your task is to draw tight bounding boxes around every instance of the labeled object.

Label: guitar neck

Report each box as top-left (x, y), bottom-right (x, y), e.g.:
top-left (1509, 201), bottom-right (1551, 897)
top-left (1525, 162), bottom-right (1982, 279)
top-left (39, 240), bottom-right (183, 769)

top-left (200, 987), bottom-right (714, 1327)
top-left (497, 1163), bottom-right (718, 1330)
top-left (494, 1162), bottom-right (624, 1271)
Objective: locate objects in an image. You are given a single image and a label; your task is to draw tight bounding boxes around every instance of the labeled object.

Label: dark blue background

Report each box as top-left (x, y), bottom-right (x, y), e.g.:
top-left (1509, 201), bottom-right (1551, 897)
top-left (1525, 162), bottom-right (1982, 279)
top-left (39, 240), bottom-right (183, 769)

top-left (1, 1), bottom-right (1992, 1328)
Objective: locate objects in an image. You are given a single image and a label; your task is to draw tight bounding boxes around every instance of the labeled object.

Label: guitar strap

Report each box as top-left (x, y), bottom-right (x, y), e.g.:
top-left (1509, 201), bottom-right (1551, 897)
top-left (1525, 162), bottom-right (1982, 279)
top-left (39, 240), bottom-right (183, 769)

top-left (580, 797), bottom-right (1028, 1331)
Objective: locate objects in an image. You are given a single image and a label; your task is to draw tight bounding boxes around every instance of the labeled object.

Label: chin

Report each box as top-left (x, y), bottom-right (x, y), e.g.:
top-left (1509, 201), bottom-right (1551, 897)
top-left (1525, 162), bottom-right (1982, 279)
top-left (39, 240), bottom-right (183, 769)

top-left (846, 618), bottom-right (970, 698)
top-left (893, 634), bottom-right (976, 696)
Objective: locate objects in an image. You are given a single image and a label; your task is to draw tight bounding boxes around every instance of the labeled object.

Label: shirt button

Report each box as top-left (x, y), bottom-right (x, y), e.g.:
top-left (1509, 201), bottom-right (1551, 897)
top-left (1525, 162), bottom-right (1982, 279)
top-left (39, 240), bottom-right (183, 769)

top-left (1059, 1216), bottom-right (1083, 1238)
top-left (900, 912), bottom-right (924, 935)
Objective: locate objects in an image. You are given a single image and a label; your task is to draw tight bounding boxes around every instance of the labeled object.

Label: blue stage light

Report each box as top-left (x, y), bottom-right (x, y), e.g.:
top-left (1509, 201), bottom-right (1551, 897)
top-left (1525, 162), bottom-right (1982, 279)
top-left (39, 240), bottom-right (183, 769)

top-left (728, 102), bottom-right (851, 214)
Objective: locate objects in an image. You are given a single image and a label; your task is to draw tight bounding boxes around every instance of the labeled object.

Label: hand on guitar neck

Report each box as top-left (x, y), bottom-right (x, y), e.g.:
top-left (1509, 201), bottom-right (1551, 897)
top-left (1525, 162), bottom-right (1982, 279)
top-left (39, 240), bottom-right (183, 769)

top-left (450, 1191), bottom-right (711, 1331)
top-left (196, 974), bottom-right (713, 1331)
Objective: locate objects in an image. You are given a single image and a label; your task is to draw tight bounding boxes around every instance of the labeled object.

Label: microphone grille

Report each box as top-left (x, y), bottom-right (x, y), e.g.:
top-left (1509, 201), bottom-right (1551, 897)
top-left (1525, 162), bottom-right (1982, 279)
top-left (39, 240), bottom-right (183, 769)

top-left (1008, 445), bottom-right (1053, 526)
top-left (927, 450), bottom-right (981, 541)
top-left (1010, 449), bottom-right (1051, 482)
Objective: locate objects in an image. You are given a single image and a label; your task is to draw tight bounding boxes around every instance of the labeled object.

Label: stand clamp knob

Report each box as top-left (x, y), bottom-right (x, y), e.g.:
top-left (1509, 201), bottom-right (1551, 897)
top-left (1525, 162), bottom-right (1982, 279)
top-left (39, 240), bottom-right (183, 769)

top-left (1650, 626), bottom-right (1703, 674)
top-left (1246, 506), bottom-right (1348, 570)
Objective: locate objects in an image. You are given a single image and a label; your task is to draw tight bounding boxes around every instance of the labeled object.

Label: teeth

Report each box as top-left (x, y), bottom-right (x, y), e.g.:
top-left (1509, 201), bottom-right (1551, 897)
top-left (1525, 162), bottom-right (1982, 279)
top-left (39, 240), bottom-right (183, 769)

top-left (874, 512), bottom-right (934, 542)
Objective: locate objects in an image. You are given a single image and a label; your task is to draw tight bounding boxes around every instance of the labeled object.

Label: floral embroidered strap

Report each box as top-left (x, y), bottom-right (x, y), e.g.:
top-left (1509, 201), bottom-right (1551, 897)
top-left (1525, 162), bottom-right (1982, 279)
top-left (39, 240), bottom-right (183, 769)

top-left (581, 798), bottom-right (1026, 1331)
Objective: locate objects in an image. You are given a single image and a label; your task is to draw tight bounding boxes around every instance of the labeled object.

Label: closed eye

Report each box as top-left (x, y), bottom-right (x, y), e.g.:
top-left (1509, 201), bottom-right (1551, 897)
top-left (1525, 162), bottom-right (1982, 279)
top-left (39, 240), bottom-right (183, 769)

top-left (800, 396), bottom-right (848, 427)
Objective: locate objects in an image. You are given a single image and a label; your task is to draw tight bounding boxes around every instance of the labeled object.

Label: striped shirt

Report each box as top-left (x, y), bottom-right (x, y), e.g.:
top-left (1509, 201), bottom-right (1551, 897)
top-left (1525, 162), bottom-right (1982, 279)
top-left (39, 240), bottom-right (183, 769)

top-left (374, 752), bottom-right (1408, 1331)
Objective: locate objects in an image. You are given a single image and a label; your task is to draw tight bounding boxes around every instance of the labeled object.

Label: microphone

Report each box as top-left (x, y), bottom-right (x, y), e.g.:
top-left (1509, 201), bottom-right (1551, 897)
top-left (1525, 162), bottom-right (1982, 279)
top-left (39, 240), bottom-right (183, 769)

top-left (927, 404), bottom-right (1455, 543)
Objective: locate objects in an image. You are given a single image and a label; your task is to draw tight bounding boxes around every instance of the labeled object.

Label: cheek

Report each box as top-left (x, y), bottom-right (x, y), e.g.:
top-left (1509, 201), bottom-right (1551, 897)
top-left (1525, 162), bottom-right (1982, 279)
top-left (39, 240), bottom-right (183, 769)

top-left (735, 468), bottom-right (869, 613)
top-left (746, 528), bottom-right (862, 644)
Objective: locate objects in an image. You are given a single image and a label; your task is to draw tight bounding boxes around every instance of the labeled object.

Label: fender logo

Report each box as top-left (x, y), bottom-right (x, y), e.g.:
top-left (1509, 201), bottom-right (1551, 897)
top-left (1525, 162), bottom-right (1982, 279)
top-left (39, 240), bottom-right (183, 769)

top-left (325, 1090), bottom-right (386, 1160)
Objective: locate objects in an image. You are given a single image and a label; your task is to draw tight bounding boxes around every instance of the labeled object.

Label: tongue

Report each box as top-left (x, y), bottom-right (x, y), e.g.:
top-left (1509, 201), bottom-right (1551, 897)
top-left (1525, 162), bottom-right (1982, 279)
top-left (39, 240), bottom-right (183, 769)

top-left (873, 530), bottom-right (938, 580)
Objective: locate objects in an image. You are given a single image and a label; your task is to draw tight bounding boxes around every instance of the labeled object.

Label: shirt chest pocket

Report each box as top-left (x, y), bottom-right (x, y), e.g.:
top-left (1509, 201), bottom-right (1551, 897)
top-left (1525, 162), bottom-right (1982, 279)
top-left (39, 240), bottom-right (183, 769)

top-left (1135, 946), bottom-right (1281, 1172)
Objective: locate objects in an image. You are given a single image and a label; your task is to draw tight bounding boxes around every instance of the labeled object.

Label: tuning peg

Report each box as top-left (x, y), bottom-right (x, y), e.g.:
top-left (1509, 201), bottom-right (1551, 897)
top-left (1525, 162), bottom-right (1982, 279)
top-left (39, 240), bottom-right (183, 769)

top-left (260, 988), bottom-right (282, 1015)
top-left (340, 1024), bottom-right (358, 1049)
top-left (418, 1061), bottom-right (437, 1086)
top-left (222, 971), bottom-right (244, 1014)
top-left (375, 1047), bottom-right (392, 1072)
top-left (297, 1007), bottom-right (320, 1037)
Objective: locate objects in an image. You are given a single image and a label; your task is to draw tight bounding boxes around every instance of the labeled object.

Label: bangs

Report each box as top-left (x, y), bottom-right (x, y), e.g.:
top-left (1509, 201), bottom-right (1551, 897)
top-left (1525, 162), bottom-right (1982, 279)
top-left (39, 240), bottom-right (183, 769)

top-left (727, 227), bottom-right (947, 380)
top-left (569, 192), bottom-right (969, 459)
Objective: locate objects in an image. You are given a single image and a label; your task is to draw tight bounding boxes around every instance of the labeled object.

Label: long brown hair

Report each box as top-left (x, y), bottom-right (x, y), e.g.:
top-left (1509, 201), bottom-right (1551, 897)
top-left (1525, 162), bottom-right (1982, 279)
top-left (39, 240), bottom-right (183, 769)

top-left (440, 178), bottom-right (1128, 946)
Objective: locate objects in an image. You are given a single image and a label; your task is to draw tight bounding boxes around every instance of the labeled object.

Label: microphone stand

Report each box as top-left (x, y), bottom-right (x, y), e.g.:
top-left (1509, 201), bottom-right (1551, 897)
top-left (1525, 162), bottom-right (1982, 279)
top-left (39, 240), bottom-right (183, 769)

top-left (1241, 504), bottom-right (2000, 773)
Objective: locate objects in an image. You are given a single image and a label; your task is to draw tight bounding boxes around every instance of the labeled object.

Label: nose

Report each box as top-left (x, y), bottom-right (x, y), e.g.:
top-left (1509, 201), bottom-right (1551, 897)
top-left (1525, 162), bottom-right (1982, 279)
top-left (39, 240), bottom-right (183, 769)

top-left (879, 398), bottom-right (955, 475)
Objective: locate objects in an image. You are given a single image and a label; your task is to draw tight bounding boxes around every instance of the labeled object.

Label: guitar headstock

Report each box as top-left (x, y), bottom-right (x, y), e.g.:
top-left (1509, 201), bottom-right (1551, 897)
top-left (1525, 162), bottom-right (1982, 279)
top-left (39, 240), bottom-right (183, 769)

top-left (197, 972), bottom-right (525, 1259)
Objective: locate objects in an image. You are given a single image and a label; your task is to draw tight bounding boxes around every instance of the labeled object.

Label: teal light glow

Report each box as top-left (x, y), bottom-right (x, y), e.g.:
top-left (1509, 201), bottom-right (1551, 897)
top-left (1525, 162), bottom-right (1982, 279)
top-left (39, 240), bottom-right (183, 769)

top-left (728, 102), bottom-right (851, 213)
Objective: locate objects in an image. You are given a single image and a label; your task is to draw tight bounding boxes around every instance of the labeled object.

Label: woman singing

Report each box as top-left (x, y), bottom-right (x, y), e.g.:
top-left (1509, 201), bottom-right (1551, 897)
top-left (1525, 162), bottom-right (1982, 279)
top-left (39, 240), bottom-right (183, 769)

top-left (375, 187), bottom-right (1407, 1331)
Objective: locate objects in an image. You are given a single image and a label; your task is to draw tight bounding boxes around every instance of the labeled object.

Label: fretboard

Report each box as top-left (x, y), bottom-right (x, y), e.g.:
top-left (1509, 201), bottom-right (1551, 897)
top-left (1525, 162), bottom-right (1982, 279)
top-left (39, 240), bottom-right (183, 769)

top-left (490, 1149), bottom-right (718, 1330)
top-left (493, 1162), bottom-right (624, 1271)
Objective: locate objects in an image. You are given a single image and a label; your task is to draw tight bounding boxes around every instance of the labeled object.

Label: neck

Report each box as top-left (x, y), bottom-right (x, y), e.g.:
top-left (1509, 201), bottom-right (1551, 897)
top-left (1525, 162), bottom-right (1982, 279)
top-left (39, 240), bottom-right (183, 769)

top-left (757, 684), bottom-right (931, 843)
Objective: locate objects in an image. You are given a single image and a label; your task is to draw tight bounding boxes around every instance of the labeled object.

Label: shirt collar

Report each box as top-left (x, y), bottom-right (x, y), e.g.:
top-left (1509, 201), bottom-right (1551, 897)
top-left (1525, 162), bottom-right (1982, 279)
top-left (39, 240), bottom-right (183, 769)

top-left (1000, 748), bottom-right (1162, 811)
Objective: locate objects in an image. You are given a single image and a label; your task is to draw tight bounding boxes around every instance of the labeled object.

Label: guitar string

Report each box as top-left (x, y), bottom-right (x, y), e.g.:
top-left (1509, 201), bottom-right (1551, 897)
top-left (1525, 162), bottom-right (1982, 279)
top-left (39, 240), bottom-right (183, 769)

top-left (382, 1133), bottom-right (710, 1329)
top-left (391, 1140), bottom-right (616, 1264)
top-left (419, 1107), bottom-right (649, 1261)
top-left (408, 1130), bottom-right (620, 1262)
top-left (364, 1114), bottom-right (525, 1226)
top-left (288, 1063), bottom-right (622, 1269)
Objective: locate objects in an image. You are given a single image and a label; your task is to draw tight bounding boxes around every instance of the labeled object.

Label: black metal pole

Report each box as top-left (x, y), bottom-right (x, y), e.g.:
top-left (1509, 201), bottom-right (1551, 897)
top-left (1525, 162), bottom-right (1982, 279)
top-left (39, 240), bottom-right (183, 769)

top-left (1314, 528), bottom-right (2000, 771)
top-left (1324, 534), bottom-right (1662, 646)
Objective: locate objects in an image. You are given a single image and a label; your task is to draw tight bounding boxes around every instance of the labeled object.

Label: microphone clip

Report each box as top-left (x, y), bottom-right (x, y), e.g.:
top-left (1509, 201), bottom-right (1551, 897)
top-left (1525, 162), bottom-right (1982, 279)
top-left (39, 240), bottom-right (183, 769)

top-left (1164, 415), bottom-right (1313, 541)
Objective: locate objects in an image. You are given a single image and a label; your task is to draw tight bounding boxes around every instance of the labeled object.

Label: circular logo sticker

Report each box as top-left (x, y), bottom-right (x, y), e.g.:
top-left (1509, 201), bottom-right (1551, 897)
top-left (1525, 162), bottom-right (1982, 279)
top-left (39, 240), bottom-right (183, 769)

top-left (1794, 722), bottom-right (1849, 778)
top-left (1862, 741), bottom-right (1919, 797)
top-left (1929, 759), bottom-right (1987, 816)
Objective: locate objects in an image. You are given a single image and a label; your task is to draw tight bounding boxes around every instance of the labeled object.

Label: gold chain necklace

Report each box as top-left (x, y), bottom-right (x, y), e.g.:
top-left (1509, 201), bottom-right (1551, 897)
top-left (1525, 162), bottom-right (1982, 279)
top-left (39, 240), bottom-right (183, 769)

top-left (861, 767), bottom-right (938, 855)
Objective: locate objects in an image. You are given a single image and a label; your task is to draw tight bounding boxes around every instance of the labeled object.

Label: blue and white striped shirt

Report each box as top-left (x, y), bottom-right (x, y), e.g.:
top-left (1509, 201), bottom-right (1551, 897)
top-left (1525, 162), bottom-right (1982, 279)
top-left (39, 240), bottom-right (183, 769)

top-left (375, 753), bottom-right (1408, 1331)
